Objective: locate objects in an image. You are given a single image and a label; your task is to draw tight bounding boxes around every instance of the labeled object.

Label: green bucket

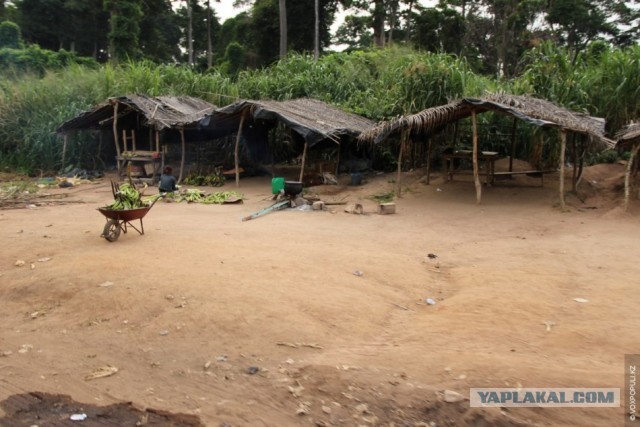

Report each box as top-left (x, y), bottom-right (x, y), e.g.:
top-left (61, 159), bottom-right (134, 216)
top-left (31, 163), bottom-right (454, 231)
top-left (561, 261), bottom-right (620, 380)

top-left (272, 177), bottom-right (285, 194)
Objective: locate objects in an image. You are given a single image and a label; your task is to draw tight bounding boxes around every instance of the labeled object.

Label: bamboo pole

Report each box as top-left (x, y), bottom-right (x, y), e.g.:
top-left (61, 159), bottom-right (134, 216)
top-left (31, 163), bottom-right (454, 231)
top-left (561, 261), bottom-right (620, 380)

top-left (396, 130), bottom-right (407, 197)
top-left (298, 141), bottom-right (309, 183)
top-left (61, 134), bottom-right (68, 171)
top-left (178, 128), bottom-right (186, 184)
top-left (234, 111), bottom-right (247, 188)
top-left (425, 137), bottom-right (432, 185)
top-left (559, 130), bottom-right (567, 210)
top-left (509, 117), bottom-right (517, 172)
top-left (472, 110), bottom-right (481, 204)
top-left (112, 102), bottom-right (121, 174)
top-left (624, 143), bottom-right (640, 211)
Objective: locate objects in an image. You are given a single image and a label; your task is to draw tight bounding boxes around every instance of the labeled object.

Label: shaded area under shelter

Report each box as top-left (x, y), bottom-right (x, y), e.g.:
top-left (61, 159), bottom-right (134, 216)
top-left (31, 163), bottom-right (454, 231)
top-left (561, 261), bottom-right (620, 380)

top-left (57, 94), bottom-right (217, 183)
top-left (359, 94), bottom-right (614, 206)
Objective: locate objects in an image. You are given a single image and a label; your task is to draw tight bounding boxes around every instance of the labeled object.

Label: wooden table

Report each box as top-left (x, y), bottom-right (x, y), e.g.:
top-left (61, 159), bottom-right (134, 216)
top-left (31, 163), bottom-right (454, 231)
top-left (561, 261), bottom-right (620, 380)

top-left (442, 150), bottom-right (500, 185)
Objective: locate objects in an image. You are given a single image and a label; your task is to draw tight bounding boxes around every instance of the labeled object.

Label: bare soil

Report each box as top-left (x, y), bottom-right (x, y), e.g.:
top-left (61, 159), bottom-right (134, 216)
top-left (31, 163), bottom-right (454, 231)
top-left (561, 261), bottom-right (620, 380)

top-left (1, 162), bottom-right (639, 427)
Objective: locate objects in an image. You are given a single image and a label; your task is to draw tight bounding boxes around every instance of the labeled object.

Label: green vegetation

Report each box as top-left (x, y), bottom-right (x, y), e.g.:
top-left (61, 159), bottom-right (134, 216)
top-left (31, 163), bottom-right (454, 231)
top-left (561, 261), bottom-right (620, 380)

top-left (0, 43), bottom-right (639, 174)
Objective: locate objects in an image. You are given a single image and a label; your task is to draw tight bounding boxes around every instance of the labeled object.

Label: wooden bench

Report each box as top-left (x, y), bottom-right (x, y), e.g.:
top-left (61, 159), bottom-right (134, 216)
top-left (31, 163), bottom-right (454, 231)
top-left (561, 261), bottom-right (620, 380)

top-left (492, 170), bottom-right (556, 186)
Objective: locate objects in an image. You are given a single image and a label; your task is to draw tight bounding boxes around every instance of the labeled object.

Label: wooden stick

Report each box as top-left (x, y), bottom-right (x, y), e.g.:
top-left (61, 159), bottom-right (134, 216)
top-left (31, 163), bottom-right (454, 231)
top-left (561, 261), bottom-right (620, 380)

top-left (132, 129), bottom-right (136, 152)
top-left (471, 110), bottom-right (481, 204)
top-left (624, 143), bottom-right (640, 211)
top-left (298, 141), bottom-right (308, 182)
top-left (509, 117), bottom-right (517, 172)
top-left (335, 142), bottom-right (341, 176)
top-left (426, 137), bottom-right (432, 185)
top-left (396, 130), bottom-right (406, 197)
top-left (178, 128), bottom-right (186, 184)
top-left (559, 130), bottom-right (566, 210)
top-left (112, 102), bottom-right (121, 174)
top-left (571, 133), bottom-right (577, 192)
top-left (61, 134), bottom-right (68, 171)
top-left (122, 129), bottom-right (128, 153)
top-left (235, 111), bottom-right (247, 188)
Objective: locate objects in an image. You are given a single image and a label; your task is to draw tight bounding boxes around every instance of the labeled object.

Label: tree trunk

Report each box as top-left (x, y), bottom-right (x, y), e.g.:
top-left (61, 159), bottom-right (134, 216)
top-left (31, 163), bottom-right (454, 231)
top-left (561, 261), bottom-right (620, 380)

top-left (313, 0), bottom-right (319, 61)
top-left (404, 0), bottom-right (414, 42)
top-left (372, 0), bottom-right (385, 48)
top-left (187, 0), bottom-right (194, 65)
top-left (279, 0), bottom-right (287, 59)
top-left (207, 0), bottom-right (213, 68)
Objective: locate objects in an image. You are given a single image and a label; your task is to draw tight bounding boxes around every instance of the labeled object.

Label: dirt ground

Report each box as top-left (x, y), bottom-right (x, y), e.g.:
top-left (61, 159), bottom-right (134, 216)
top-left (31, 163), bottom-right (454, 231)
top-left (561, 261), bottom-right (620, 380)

top-left (1, 161), bottom-right (639, 427)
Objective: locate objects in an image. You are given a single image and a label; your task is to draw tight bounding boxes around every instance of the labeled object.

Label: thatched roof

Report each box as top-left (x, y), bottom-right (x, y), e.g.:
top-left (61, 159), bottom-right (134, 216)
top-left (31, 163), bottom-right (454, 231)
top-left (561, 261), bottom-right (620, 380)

top-left (57, 94), bottom-right (216, 133)
top-left (205, 98), bottom-right (375, 146)
top-left (359, 94), bottom-right (613, 148)
top-left (616, 122), bottom-right (640, 147)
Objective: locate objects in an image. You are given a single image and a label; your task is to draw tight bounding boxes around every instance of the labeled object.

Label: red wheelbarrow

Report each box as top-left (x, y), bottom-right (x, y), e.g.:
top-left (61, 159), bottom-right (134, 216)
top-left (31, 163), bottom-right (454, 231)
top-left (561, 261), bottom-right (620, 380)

top-left (98, 195), bottom-right (163, 242)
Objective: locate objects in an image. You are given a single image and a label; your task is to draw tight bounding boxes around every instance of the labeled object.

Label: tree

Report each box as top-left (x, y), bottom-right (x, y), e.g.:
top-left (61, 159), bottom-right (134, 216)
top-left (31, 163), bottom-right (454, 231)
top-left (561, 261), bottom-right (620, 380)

top-left (139, 0), bottom-right (181, 63)
top-left (104, 0), bottom-right (143, 63)
top-left (278, 0), bottom-right (286, 59)
top-left (0, 20), bottom-right (22, 48)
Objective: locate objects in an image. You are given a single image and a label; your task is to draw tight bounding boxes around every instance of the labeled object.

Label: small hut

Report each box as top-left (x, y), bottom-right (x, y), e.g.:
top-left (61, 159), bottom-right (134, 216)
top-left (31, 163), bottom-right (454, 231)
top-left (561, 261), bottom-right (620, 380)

top-left (359, 94), bottom-right (614, 206)
top-left (201, 98), bottom-right (375, 186)
top-left (616, 122), bottom-right (640, 211)
top-left (57, 94), bottom-right (216, 183)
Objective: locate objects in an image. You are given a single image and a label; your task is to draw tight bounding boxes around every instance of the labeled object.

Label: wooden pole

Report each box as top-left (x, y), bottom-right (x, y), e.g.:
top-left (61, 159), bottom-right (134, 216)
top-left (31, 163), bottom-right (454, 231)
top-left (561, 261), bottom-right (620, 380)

top-left (509, 117), bottom-right (517, 172)
top-left (112, 102), bottom-right (121, 174)
top-left (335, 142), bottom-right (341, 176)
top-left (472, 110), bottom-right (481, 204)
top-left (179, 128), bottom-right (186, 184)
top-left (122, 130), bottom-right (128, 153)
top-left (425, 137), bottom-right (432, 185)
top-left (61, 134), bottom-right (68, 171)
top-left (155, 130), bottom-right (160, 153)
top-left (396, 130), bottom-right (407, 197)
top-left (624, 143), bottom-right (640, 211)
top-left (559, 130), bottom-right (567, 210)
top-left (571, 133), bottom-right (577, 192)
top-left (234, 111), bottom-right (247, 188)
top-left (298, 141), bottom-right (308, 182)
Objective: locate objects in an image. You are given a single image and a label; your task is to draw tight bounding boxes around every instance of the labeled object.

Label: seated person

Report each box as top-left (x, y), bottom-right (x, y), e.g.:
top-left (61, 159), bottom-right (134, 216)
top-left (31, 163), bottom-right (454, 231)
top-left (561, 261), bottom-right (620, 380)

top-left (159, 166), bottom-right (177, 193)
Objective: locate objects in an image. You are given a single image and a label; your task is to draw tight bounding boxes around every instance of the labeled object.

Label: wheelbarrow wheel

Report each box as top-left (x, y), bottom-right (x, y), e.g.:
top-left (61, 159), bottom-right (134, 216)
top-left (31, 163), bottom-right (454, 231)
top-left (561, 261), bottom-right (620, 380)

top-left (103, 219), bottom-right (121, 242)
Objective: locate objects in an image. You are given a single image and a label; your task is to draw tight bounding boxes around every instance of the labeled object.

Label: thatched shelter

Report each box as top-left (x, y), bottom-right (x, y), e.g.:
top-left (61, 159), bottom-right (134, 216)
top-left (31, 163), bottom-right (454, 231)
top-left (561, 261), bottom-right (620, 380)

top-left (616, 122), bottom-right (640, 211)
top-left (57, 94), bottom-right (216, 182)
top-left (360, 94), bottom-right (614, 206)
top-left (201, 98), bottom-right (375, 186)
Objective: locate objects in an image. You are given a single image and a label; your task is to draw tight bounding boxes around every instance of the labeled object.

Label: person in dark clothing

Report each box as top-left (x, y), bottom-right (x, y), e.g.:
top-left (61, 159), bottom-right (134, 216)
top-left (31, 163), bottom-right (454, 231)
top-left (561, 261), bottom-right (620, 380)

top-left (159, 166), bottom-right (177, 193)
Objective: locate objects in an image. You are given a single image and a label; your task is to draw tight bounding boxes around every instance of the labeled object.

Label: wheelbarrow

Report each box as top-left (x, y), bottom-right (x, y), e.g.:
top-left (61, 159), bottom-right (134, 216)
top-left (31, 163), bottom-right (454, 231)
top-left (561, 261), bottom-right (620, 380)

top-left (98, 194), bottom-right (163, 242)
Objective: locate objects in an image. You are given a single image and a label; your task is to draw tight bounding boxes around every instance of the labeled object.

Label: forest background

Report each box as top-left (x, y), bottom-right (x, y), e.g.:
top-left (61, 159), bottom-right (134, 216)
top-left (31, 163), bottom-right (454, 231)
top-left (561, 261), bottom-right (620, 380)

top-left (0, 0), bottom-right (638, 173)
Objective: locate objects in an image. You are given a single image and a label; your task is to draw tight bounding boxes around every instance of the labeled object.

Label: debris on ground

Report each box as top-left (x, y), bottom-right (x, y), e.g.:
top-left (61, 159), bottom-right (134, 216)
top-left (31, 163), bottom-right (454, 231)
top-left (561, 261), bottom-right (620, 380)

top-left (84, 365), bottom-right (118, 381)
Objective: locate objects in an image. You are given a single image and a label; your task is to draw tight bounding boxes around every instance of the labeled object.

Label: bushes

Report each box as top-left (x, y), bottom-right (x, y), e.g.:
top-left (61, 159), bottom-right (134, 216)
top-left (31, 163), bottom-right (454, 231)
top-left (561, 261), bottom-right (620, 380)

top-left (0, 43), bottom-right (639, 173)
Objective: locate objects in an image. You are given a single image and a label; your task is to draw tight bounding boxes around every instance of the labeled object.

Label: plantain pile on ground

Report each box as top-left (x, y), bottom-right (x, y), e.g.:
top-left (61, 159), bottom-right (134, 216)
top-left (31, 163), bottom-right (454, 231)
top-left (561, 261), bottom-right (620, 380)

top-left (104, 183), bottom-right (151, 210)
top-left (169, 189), bottom-right (243, 204)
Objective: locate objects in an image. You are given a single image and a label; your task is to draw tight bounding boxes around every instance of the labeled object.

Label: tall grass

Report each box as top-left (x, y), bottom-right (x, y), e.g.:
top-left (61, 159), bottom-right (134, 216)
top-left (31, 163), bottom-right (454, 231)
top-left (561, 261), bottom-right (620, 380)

top-left (0, 44), bottom-right (638, 173)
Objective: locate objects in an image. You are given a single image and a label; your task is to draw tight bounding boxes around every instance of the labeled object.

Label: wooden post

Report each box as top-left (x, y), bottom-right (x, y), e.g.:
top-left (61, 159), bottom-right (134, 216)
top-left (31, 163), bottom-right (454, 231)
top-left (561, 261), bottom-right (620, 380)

top-left (112, 102), bottom-right (121, 174)
top-left (559, 130), bottom-right (567, 210)
top-left (425, 137), bottom-right (432, 185)
top-left (571, 133), bottom-right (577, 192)
top-left (122, 130), bottom-right (128, 153)
top-left (298, 141), bottom-right (308, 182)
top-left (61, 134), bottom-right (68, 171)
top-left (132, 129), bottom-right (136, 152)
top-left (155, 130), bottom-right (160, 153)
top-left (471, 110), bottom-right (481, 204)
top-left (624, 143), bottom-right (640, 211)
top-left (396, 130), bottom-right (407, 197)
top-left (509, 117), bottom-right (517, 172)
top-left (335, 143), bottom-right (341, 176)
top-left (234, 111), bottom-right (247, 188)
top-left (178, 128), bottom-right (186, 184)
